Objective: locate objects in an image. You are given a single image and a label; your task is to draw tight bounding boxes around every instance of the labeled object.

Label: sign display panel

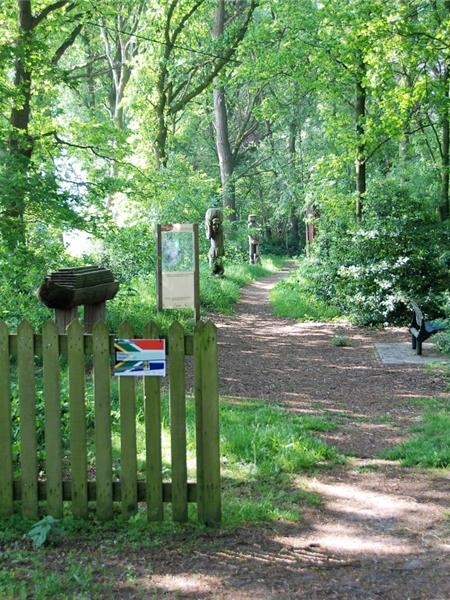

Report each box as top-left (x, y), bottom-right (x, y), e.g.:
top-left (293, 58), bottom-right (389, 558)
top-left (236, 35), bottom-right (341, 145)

top-left (157, 224), bottom-right (200, 318)
top-left (161, 230), bottom-right (194, 272)
top-left (114, 338), bottom-right (166, 377)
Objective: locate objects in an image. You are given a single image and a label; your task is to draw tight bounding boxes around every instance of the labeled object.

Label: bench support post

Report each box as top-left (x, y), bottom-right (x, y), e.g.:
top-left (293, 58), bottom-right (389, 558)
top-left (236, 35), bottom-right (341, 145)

top-left (55, 308), bottom-right (77, 334)
top-left (84, 302), bottom-right (106, 333)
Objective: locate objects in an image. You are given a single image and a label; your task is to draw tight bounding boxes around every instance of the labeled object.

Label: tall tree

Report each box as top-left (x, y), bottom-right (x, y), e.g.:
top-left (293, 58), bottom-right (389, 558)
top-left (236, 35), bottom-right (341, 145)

top-left (99, 2), bottom-right (145, 131)
top-left (3, 0), bottom-right (84, 249)
top-left (151, 0), bottom-right (257, 168)
top-left (212, 0), bottom-right (236, 220)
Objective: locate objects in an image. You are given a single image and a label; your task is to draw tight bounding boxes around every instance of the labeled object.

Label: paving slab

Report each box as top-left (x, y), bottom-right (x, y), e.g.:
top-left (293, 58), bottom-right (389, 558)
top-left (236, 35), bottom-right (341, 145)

top-left (375, 342), bottom-right (449, 365)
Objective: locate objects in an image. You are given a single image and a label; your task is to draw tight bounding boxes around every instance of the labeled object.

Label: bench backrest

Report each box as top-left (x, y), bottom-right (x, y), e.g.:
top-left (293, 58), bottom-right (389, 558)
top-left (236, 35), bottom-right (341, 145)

top-left (411, 300), bottom-right (424, 327)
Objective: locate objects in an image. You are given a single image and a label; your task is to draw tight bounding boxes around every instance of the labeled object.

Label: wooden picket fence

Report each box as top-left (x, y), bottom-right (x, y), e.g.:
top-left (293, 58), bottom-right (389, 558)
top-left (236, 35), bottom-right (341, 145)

top-left (0, 319), bottom-right (221, 525)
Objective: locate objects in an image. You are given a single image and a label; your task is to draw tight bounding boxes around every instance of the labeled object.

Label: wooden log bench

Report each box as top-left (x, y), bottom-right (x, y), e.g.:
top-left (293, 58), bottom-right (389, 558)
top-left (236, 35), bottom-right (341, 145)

top-left (409, 300), bottom-right (447, 355)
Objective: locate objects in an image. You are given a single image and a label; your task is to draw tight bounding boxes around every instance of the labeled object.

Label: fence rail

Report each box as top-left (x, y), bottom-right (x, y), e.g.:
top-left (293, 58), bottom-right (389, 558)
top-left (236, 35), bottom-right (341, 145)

top-left (0, 319), bottom-right (221, 525)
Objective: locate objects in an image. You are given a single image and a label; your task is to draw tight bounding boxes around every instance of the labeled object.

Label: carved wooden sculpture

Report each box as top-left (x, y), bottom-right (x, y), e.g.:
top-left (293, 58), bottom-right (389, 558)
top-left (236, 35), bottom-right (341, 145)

top-left (248, 214), bottom-right (261, 264)
top-left (205, 208), bottom-right (225, 276)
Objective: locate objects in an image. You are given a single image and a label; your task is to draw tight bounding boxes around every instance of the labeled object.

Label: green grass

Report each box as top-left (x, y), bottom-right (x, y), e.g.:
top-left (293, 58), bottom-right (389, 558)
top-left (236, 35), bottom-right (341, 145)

top-left (331, 335), bottom-right (350, 347)
top-left (4, 393), bottom-right (342, 528)
top-left (111, 395), bottom-right (340, 523)
top-left (0, 397), bottom-right (340, 598)
top-left (383, 398), bottom-right (450, 467)
top-left (0, 549), bottom-right (113, 600)
top-left (269, 268), bottom-right (341, 322)
top-left (107, 255), bottom-right (285, 335)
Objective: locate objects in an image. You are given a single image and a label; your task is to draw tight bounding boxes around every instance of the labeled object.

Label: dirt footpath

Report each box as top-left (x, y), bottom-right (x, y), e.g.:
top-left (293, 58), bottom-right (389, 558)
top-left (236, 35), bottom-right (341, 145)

top-left (122, 266), bottom-right (450, 599)
top-left (213, 265), bottom-right (447, 458)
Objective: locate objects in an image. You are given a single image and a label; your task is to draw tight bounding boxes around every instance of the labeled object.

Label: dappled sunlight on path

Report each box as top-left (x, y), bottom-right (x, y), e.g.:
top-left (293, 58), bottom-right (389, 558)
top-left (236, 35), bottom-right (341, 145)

top-left (115, 458), bottom-right (450, 598)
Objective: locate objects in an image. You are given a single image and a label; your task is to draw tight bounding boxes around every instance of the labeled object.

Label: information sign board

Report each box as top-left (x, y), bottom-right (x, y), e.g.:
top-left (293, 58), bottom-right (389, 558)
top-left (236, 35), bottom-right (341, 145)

top-left (156, 224), bottom-right (200, 320)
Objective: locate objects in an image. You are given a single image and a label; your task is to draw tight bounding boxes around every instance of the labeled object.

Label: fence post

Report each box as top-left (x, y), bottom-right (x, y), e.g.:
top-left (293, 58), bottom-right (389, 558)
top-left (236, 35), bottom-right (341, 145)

top-left (93, 321), bottom-right (113, 521)
top-left (199, 321), bottom-right (221, 525)
top-left (0, 321), bottom-right (13, 517)
top-left (144, 321), bottom-right (163, 521)
top-left (67, 319), bottom-right (88, 517)
top-left (193, 321), bottom-right (205, 522)
top-left (118, 321), bottom-right (137, 518)
top-left (168, 321), bottom-right (188, 522)
top-left (42, 320), bottom-right (63, 518)
top-left (17, 320), bottom-right (38, 520)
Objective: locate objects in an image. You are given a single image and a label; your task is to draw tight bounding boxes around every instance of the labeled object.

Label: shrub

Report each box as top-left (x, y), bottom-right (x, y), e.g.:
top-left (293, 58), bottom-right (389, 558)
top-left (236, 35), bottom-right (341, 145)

top-left (309, 177), bottom-right (450, 325)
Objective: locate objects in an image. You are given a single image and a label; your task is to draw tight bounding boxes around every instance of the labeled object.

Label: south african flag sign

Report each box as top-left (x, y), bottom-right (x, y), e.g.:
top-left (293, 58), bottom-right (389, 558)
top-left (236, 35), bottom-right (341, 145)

top-left (114, 339), bottom-right (166, 377)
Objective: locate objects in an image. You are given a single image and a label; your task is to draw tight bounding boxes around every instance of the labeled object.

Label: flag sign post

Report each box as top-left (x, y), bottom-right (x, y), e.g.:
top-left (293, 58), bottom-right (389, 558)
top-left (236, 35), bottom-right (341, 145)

top-left (156, 224), bottom-right (200, 321)
top-left (114, 339), bottom-right (166, 377)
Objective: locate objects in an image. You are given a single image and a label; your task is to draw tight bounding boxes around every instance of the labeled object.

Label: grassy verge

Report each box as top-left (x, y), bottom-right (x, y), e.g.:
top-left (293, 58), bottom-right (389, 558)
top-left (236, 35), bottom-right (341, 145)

top-left (382, 397), bottom-right (450, 467)
top-left (269, 261), bottom-right (341, 321)
top-left (107, 255), bottom-right (285, 334)
top-left (0, 398), bottom-right (340, 598)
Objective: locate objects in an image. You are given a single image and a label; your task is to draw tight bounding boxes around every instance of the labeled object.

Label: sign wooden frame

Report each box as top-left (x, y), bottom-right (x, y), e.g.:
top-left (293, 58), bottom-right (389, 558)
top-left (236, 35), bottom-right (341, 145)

top-left (156, 224), bottom-right (200, 321)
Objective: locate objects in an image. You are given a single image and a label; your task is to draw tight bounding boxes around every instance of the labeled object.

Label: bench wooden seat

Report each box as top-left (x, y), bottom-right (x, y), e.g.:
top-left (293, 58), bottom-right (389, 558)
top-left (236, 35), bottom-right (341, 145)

top-left (409, 301), bottom-right (447, 355)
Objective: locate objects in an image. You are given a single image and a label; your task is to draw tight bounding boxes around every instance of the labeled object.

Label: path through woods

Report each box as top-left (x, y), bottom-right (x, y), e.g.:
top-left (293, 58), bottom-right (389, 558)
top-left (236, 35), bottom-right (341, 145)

top-left (37, 266), bottom-right (450, 599)
top-left (144, 265), bottom-right (450, 599)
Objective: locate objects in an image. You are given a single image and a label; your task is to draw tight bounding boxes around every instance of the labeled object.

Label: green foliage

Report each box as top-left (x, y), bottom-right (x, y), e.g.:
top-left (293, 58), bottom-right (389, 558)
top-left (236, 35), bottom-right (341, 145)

top-left (433, 295), bottom-right (450, 356)
top-left (435, 328), bottom-right (450, 357)
top-left (308, 177), bottom-right (450, 325)
top-left (220, 401), bottom-right (339, 478)
top-left (269, 267), bottom-right (341, 321)
top-left (93, 222), bottom-right (156, 282)
top-left (383, 399), bottom-right (450, 468)
top-left (0, 242), bottom-right (71, 329)
top-left (331, 335), bottom-right (350, 347)
top-left (27, 516), bottom-right (64, 549)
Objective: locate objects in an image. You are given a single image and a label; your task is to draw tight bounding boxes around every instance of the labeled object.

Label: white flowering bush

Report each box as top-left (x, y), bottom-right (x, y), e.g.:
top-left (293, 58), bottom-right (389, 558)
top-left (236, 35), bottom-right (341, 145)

top-left (308, 178), bottom-right (450, 325)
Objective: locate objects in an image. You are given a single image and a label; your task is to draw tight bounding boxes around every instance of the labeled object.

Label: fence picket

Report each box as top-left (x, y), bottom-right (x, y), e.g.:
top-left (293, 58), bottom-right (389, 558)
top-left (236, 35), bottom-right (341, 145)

top-left (193, 321), bottom-right (205, 522)
top-left (199, 322), bottom-right (221, 525)
top-left (118, 321), bottom-right (137, 517)
top-left (93, 321), bottom-right (113, 521)
top-left (17, 320), bottom-right (38, 520)
top-left (42, 320), bottom-right (63, 518)
top-left (67, 319), bottom-right (88, 517)
top-left (143, 321), bottom-right (163, 521)
top-left (0, 321), bottom-right (13, 516)
top-left (168, 321), bottom-right (188, 522)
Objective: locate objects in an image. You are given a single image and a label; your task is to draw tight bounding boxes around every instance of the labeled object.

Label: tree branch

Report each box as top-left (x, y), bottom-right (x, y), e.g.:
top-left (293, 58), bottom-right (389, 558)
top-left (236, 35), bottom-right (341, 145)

top-left (168, 0), bottom-right (258, 115)
top-left (171, 0), bottom-right (204, 46)
top-left (53, 133), bottom-right (152, 180)
top-left (67, 55), bottom-right (106, 72)
top-left (33, 1), bottom-right (72, 28)
top-left (52, 23), bottom-right (83, 65)
top-left (425, 111), bottom-right (443, 158)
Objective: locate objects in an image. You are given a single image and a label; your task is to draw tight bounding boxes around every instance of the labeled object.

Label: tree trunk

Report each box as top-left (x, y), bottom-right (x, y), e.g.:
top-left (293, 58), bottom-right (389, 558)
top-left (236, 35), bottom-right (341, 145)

top-left (355, 62), bottom-right (366, 222)
top-left (439, 63), bottom-right (449, 220)
top-left (4, 0), bottom-right (34, 248)
top-left (212, 0), bottom-right (236, 220)
top-left (156, 104), bottom-right (168, 169)
top-left (288, 122), bottom-right (299, 251)
top-left (213, 87), bottom-right (235, 220)
top-left (4, 1), bottom-right (83, 248)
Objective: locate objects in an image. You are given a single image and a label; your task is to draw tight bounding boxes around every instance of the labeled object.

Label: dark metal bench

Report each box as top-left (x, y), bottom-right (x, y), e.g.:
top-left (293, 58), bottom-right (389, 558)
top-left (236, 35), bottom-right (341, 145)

top-left (409, 301), bottom-right (447, 355)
